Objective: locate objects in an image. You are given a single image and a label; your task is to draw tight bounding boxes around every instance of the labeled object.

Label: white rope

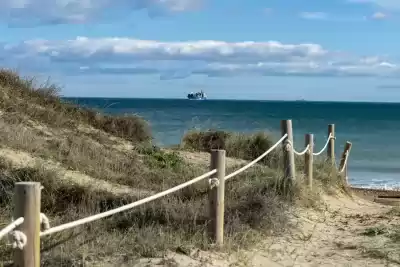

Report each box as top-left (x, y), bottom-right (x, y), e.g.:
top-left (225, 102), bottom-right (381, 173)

top-left (0, 217), bottom-right (24, 240)
top-left (313, 134), bottom-right (333, 156)
top-left (9, 230), bottom-right (27, 250)
top-left (40, 169), bottom-right (217, 237)
top-left (224, 134), bottom-right (288, 181)
top-left (287, 141), bottom-right (310, 156)
top-left (339, 151), bottom-right (349, 173)
top-left (294, 145), bottom-right (310, 156)
top-left (208, 178), bottom-right (219, 189)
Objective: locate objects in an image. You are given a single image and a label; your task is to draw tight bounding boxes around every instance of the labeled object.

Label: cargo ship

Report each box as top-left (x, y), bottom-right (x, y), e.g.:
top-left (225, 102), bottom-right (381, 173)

top-left (187, 90), bottom-right (207, 100)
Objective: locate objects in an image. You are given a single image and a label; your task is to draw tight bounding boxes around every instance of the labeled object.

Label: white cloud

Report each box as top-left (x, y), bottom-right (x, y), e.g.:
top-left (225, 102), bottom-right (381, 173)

top-left (0, 0), bottom-right (201, 25)
top-left (1, 37), bottom-right (399, 79)
top-left (299, 12), bottom-right (368, 22)
top-left (299, 12), bottom-right (328, 20)
top-left (371, 11), bottom-right (388, 19)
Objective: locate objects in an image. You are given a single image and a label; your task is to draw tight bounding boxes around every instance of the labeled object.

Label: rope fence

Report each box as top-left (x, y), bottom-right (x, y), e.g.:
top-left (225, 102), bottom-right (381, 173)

top-left (0, 120), bottom-right (353, 267)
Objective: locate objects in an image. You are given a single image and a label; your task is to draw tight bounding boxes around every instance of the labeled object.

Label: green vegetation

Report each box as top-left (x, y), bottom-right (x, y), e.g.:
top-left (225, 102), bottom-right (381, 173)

top-left (182, 130), bottom-right (273, 160)
top-left (0, 69), bottom-right (344, 266)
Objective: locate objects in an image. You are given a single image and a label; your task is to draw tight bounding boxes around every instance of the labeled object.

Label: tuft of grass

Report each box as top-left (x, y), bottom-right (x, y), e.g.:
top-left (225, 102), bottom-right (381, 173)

top-left (361, 226), bottom-right (387, 237)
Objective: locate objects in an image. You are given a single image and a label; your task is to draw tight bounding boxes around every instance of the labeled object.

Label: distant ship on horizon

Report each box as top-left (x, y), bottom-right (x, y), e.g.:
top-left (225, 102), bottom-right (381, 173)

top-left (187, 90), bottom-right (207, 100)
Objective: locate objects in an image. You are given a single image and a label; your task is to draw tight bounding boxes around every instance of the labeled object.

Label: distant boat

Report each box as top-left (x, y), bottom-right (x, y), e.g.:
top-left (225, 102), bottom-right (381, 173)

top-left (187, 90), bottom-right (207, 100)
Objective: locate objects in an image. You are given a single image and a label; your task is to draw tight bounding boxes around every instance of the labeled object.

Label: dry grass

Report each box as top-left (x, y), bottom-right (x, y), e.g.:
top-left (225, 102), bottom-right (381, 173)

top-left (0, 70), bottom-right (345, 265)
top-left (0, 69), bottom-right (151, 143)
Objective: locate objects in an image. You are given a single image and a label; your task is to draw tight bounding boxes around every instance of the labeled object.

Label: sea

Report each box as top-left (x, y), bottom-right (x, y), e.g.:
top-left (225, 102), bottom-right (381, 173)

top-left (64, 98), bottom-right (400, 190)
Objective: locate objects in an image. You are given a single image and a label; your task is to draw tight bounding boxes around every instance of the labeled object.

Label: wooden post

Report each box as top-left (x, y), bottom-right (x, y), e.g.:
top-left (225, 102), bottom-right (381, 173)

top-left (14, 182), bottom-right (41, 267)
top-left (327, 124), bottom-right (335, 165)
top-left (281, 120), bottom-right (296, 181)
top-left (305, 133), bottom-right (314, 189)
top-left (209, 149), bottom-right (226, 247)
top-left (339, 142), bottom-right (352, 184)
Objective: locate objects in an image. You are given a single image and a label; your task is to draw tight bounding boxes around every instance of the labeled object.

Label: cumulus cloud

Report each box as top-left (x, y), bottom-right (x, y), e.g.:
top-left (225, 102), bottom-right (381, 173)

top-left (0, 0), bottom-right (201, 25)
top-left (6, 37), bottom-right (327, 64)
top-left (1, 37), bottom-right (399, 79)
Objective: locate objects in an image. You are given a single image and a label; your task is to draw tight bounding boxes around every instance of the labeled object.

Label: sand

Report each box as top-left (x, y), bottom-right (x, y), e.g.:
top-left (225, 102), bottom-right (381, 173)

top-left (122, 192), bottom-right (399, 267)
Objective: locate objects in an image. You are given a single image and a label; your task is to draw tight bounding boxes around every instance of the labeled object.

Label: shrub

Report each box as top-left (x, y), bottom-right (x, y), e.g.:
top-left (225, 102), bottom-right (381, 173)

top-left (182, 130), bottom-right (277, 165)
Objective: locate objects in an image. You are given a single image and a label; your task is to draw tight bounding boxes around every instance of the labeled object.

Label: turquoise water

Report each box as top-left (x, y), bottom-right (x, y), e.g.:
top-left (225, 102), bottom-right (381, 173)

top-left (65, 98), bottom-right (400, 189)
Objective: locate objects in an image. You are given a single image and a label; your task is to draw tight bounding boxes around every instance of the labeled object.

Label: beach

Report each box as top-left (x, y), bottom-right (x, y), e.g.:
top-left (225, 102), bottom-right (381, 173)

top-left (0, 70), bottom-right (399, 266)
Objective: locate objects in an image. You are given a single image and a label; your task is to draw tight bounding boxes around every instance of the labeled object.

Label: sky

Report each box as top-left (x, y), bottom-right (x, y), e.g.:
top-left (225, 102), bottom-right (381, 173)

top-left (1, 0), bottom-right (400, 101)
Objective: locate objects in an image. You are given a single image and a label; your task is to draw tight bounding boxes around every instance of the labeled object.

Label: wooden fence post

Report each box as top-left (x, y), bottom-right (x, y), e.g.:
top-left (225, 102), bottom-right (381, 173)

top-left (14, 182), bottom-right (41, 267)
top-left (281, 120), bottom-right (296, 181)
top-left (327, 124), bottom-right (335, 166)
top-left (339, 142), bottom-right (352, 184)
top-left (305, 133), bottom-right (314, 189)
top-left (209, 149), bottom-right (226, 247)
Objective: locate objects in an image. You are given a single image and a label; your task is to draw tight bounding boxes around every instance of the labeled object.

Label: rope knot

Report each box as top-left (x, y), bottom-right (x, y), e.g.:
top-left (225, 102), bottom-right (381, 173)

top-left (209, 178), bottom-right (219, 189)
top-left (284, 140), bottom-right (292, 152)
top-left (9, 230), bottom-right (27, 250)
top-left (40, 213), bottom-right (50, 231)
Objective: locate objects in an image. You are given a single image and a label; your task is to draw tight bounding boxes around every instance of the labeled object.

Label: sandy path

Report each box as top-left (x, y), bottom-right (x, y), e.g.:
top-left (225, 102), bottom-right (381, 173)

top-left (126, 193), bottom-right (399, 267)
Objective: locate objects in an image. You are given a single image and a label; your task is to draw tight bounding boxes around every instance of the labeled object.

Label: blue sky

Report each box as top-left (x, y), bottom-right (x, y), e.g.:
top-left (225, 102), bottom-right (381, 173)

top-left (1, 0), bottom-right (400, 101)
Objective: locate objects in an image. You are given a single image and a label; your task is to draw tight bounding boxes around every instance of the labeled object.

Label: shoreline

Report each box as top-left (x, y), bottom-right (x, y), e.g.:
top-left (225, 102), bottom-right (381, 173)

top-left (350, 186), bottom-right (400, 203)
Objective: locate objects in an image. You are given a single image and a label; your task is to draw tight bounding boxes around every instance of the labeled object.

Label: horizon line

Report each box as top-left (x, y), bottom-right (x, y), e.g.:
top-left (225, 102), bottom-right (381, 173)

top-left (61, 96), bottom-right (400, 104)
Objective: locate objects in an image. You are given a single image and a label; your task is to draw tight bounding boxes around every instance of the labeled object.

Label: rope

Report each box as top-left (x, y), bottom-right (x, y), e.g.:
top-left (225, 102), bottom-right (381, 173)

top-left (313, 134), bottom-right (333, 156)
top-left (9, 230), bottom-right (27, 250)
top-left (339, 151), bottom-right (349, 173)
top-left (0, 217), bottom-right (24, 240)
top-left (40, 169), bottom-right (217, 237)
top-left (208, 178), bottom-right (219, 189)
top-left (287, 140), bottom-right (310, 156)
top-left (224, 134), bottom-right (288, 181)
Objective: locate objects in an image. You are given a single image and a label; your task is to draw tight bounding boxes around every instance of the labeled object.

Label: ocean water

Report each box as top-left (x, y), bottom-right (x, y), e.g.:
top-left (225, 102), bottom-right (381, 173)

top-left (65, 98), bottom-right (400, 189)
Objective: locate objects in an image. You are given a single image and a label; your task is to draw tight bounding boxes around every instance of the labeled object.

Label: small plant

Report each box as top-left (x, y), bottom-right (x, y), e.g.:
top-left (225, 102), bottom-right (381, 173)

top-left (361, 226), bottom-right (387, 236)
top-left (145, 149), bottom-right (184, 169)
top-left (388, 227), bottom-right (400, 242)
